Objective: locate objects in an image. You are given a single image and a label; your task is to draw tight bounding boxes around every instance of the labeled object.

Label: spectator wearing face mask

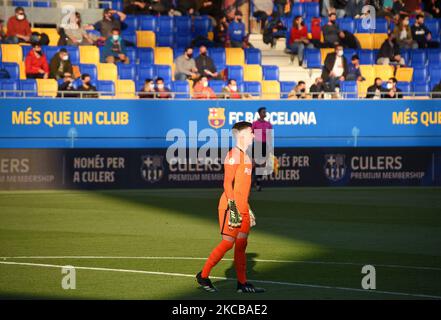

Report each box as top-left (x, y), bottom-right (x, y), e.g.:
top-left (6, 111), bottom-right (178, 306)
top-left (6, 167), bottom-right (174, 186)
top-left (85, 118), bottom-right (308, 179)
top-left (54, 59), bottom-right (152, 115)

top-left (229, 11), bottom-right (246, 48)
top-left (384, 77), bottom-right (403, 98)
top-left (366, 77), bottom-right (387, 99)
top-left (393, 15), bottom-right (418, 49)
top-left (5, 7), bottom-right (37, 44)
top-left (195, 46), bottom-right (219, 80)
top-left (154, 77), bottom-right (171, 99)
top-left (411, 14), bottom-right (440, 48)
top-left (322, 12), bottom-right (345, 47)
top-left (288, 81), bottom-right (307, 99)
top-left (77, 73), bottom-right (98, 98)
top-left (222, 79), bottom-right (242, 99)
top-left (346, 55), bottom-right (364, 81)
top-left (49, 48), bottom-right (73, 80)
top-left (138, 78), bottom-right (155, 99)
top-left (57, 72), bottom-right (77, 98)
top-left (94, 8), bottom-right (126, 41)
top-left (288, 15), bottom-right (314, 66)
top-left (321, 44), bottom-right (348, 92)
top-left (25, 43), bottom-right (49, 79)
top-left (309, 77), bottom-right (327, 99)
top-left (377, 32), bottom-right (405, 65)
top-left (63, 12), bottom-right (95, 46)
top-left (175, 47), bottom-right (199, 81)
top-left (193, 76), bottom-right (216, 99)
top-left (102, 28), bottom-right (129, 64)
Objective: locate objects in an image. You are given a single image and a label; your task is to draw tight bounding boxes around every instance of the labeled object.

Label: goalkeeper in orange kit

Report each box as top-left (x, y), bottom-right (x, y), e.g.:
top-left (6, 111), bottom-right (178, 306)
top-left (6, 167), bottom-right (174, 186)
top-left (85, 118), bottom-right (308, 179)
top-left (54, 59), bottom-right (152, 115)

top-left (196, 121), bottom-right (265, 293)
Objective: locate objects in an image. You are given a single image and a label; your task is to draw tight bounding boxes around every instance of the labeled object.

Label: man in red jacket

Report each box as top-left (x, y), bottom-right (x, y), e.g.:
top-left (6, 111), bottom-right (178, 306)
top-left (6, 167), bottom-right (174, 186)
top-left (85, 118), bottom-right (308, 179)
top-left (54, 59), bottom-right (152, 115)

top-left (5, 7), bottom-right (36, 44)
top-left (25, 43), bottom-right (49, 79)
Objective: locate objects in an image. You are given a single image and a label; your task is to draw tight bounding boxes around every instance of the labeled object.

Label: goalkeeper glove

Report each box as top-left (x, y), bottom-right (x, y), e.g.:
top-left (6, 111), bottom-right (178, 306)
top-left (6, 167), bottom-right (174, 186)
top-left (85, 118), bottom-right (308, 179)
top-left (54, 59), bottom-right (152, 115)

top-left (249, 207), bottom-right (256, 228)
top-left (228, 199), bottom-right (242, 228)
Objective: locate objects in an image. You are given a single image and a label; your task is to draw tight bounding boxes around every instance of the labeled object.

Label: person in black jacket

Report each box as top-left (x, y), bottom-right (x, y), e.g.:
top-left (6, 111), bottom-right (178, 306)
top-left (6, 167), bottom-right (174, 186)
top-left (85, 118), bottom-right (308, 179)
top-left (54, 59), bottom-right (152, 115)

top-left (195, 45), bottom-right (219, 79)
top-left (411, 14), bottom-right (440, 49)
top-left (76, 73), bottom-right (98, 98)
top-left (57, 72), bottom-right (77, 98)
top-left (366, 77), bottom-right (387, 99)
top-left (384, 77), bottom-right (403, 99)
top-left (321, 44), bottom-right (348, 91)
top-left (377, 32), bottom-right (405, 65)
top-left (432, 80), bottom-right (441, 99)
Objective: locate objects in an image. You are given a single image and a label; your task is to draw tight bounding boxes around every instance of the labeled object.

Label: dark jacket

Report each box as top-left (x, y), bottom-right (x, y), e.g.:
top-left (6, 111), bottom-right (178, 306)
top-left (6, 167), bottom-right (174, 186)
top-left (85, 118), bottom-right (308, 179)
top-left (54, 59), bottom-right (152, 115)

top-left (77, 84), bottom-right (98, 98)
top-left (102, 36), bottom-right (127, 61)
top-left (195, 54), bottom-right (217, 78)
top-left (49, 54), bottom-right (73, 80)
top-left (377, 39), bottom-right (400, 60)
top-left (366, 84), bottom-right (387, 99)
top-left (57, 81), bottom-right (77, 98)
top-left (432, 81), bottom-right (441, 99)
top-left (384, 88), bottom-right (403, 99)
top-left (321, 52), bottom-right (348, 82)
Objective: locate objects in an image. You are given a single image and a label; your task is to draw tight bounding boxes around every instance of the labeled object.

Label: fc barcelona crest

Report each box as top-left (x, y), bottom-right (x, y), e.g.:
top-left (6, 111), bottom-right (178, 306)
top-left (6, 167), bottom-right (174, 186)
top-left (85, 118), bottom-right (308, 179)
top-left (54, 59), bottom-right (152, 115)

top-left (208, 108), bottom-right (226, 129)
top-left (324, 154), bottom-right (346, 182)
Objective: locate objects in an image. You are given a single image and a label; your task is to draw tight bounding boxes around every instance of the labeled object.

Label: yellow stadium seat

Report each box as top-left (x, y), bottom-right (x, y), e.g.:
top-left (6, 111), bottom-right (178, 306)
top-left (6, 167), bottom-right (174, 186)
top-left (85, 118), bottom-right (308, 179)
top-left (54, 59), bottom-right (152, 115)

top-left (79, 46), bottom-right (100, 64)
top-left (355, 34), bottom-right (374, 50)
top-left (97, 63), bottom-right (118, 82)
top-left (154, 47), bottom-right (173, 65)
top-left (207, 32), bottom-right (214, 41)
top-left (226, 48), bottom-right (244, 66)
top-left (19, 61), bottom-right (26, 80)
top-left (320, 48), bottom-right (334, 65)
top-left (357, 80), bottom-right (371, 98)
top-left (136, 31), bottom-right (155, 48)
top-left (115, 80), bottom-right (136, 99)
top-left (36, 79), bottom-right (58, 97)
top-left (38, 28), bottom-right (60, 46)
top-left (359, 65), bottom-right (375, 84)
top-left (395, 67), bottom-right (413, 82)
top-left (1, 44), bottom-right (23, 63)
top-left (374, 33), bottom-right (388, 49)
top-left (261, 80), bottom-right (280, 100)
top-left (374, 64), bottom-right (394, 81)
top-left (243, 64), bottom-right (262, 82)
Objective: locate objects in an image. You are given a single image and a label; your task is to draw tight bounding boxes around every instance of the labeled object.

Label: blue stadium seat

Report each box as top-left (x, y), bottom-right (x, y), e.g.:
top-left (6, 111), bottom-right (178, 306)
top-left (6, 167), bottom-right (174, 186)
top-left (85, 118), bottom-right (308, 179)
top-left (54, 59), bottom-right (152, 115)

top-left (209, 80), bottom-right (225, 94)
top-left (96, 80), bottom-right (115, 96)
top-left (226, 66), bottom-right (243, 82)
top-left (280, 81), bottom-right (296, 99)
top-left (430, 67), bottom-right (441, 83)
top-left (157, 16), bottom-right (174, 34)
top-left (400, 48), bottom-right (411, 64)
top-left (176, 35), bottom-right (192, 48)
top-left (425, 19), bottom-right (440, 40)
top-left (356, 18), bottom-right (375, 33)
top-left (358, 49), bottom-right (374, 65)
top-left (430, 79), bottom-right (441, 93)
top-left (34, 1), bottom-right (51, 7)
top-left (193, 15), bottom-right (211, 37)
top-left (209, 48), bottom-right (226, 71)
top-left (375, 18), bottom-right (389, 33)
top-left (0, 79), bottom-right (20, 97)
top-left (66, 47), bottom-right (79, 65)
top-left (122, 32), bottom-right (136, 47)
top-left (428, 49), bottom-right (441, 67)
top-left (156, 34), bottom-right (174, 47)
top-left (341, 81), bottom-right (358, 98)
top-left (122, 15), bottom-right (138, 32)
top-left (12, 1), bottom-right (30, 6)
top-left (343, 48), bottom-right (357, 62)
top-left (154, 65), bottom-right (172, 83)
top-left (305, 49), bottom-right (321, 68)
top-left (135, 80), bottom-right (146, 92)
top-left (413, 67), bottom-right (429, 83)
top-left (44, 46), bottom-right (61, 62)
top-left (290, 2), bottom-right (304, 17)
top-left (245, 48), bottom-right (262, 65)
top-left (111, 0), bottom-right (123, 11)
top-left (125, 47), bottom-right (136, 64)
top-left (137, 47), bottom-right (154, 65)
top-left (137, 65), bottom-right (155, 81)
top-left (410, 50), bottom-right (427, 67)
top-left (22, 45), bottom-right (33, 59)
top-left (244, 81), bottom-right (261, 96)
top-left (174, 16), bottom-right (191, 33)
top-left (262, 65), bottom-right (279, 81)
top-left (79, 64), bottom-right (97, 82)
top-left (139, 15), bottom-right (156, 31)
top-left (173, 47), bottom-right (185, 61)
top-left (172, 80), bottom-right (190, 99)
top-left (304, 2), bottom-right (320, 18)
top-left (412, 82), bottom-right (429, 96)
top-left (397, 81), bottom-right (411, 93)
top-left (117, 64), bottom-right (136, 80)
top-left (338, 18), bottom-right (356, 33)
top-left (19, 79), bottom-right (37, 97)
top-left (2, 62), bottom-right (20, 79)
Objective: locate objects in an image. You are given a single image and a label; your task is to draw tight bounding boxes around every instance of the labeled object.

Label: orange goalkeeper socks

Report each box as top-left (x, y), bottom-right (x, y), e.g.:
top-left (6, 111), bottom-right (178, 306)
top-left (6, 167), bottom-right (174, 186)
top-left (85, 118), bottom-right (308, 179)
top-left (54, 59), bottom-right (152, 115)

top-left (201, 239), bottom-right (234, 278)
top-left (234, 237), bottom-right (248, 284)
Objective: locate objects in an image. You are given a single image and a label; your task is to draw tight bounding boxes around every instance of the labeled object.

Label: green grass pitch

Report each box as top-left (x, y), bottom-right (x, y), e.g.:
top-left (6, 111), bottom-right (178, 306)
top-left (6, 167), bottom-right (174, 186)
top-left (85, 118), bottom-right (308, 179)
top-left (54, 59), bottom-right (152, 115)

top-left (0, 187), bottom-right (440, 300)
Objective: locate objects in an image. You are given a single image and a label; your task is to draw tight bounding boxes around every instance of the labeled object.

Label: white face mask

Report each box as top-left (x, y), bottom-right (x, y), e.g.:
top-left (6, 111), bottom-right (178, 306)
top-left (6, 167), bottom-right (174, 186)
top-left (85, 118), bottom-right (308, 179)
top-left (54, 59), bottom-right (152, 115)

top-left (202, 81), bottom-right (208, 88)
top-left (387, 82), bottom-right (393, 90)
top-left (112, 35), bottom-right (119, 41)
top-left (157, 84), bottom-right (164, 90)
top-left (337, 50), bottom-right (344, 57)
top-left (16, 14), bottom-right (25, 20)
top-left (230, 85), bottom-right (237, 92)
top-left (149, 83), bottom-right (155, 90)
top-left (62, 54), bottom-right (69, 61)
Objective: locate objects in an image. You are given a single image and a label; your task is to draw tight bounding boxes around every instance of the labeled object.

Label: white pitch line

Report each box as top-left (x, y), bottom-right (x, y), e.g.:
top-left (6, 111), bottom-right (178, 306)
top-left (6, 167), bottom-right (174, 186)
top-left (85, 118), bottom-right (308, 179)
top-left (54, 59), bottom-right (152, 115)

top-left (0, 260), bottom-right (440, 300)
top-left (0, 256), bottom-right (440, 272)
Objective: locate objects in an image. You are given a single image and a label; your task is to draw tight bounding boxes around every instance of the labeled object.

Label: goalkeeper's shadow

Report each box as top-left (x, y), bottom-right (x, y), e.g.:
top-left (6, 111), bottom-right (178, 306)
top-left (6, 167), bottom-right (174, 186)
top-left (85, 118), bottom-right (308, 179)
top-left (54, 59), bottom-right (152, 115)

top-left (223, 252), bottom-right (259, 280)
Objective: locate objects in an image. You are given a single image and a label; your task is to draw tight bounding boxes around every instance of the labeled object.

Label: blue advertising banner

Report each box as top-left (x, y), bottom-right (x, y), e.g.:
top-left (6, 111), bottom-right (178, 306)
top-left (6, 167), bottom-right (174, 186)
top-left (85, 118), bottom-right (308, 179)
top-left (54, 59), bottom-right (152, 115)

top-left (0, 98), bottom-right (440, 148)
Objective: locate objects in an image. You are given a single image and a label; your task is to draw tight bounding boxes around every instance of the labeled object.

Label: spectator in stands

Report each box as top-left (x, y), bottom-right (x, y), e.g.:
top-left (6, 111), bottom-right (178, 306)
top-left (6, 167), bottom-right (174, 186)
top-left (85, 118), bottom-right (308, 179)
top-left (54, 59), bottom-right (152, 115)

top-left (63, 12), bottom-right (95, 46)
top-left (94, 8), bottom-right (126, 41)
top-left (222, 79), bottom-right (242, 99)
top-left (274, 0), bottom-right (288, 16)
top-left (124, 1), bottom-right (152, 15)
top-left (229, 11), bottom-right (247, 48)
top-left (49, 49), bottom-right (73, 80)
top-left (177, 0), bottom-right (198, 16)
top-left (214, 15), bottom-right (229, 47)
top-left (432, 80), bottom-right (441, 98)
top-left (288, 81), bottom-right (307, 99)
top-left (377, 32), bottom-right (405, 65)
top-left (322, 12), bottom-right (344, 47)
top-left (384, 77), bottom-right (403, 98)
top-left (154, 77), bottom-right (172, 99)
top-left (77, 73), bottom-right (98, 98)
top-left (423, 0), bottom-right (441, 18)
top-left (175, 47), bottom-right (199, 81)
top-left (321, 0), bottom-right (347, 18)
top-left (198, 0), bottom-right (222, 25)
top-left (321, 44), bottom-right (348, 91)
top-left (252, 0), bottom-right (273, 31)
top-left (57, 72), bottom-right (77, 98)
top-left (195, 45), bottom-right (220, 80)
top-left (403, 0), bottom-right (423, 15)
top-left (138, 78), bottom-right (155, 99)
top-left (346, 55), bottom-right (365, 81)
top-left (393, 15), bottom-right (418, 49)
top-left (0, 19), bottom-right (6, 43)
top-left (288, 16), bottom-right (314, 67)
top-left (411, 14), bottom-right (440, 48)
top-left (102, 28), bottom-right (129, 64)
top-left (366, 77), bottom-right (387, 99)
top-left (193, 76), bottom-right (217, 99)
top-left (309, 77), bottom-right (327, 99)
top-left (392, 0), bottom-right (407, 15)
top-left (25, 42), bottom-right (49, 79)
top-left (263, 11), bottom-right (286, 48)
top-left (5, 7), bottom-right (37, 44)
top-left (346, 0), bottom-right (368, 18)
